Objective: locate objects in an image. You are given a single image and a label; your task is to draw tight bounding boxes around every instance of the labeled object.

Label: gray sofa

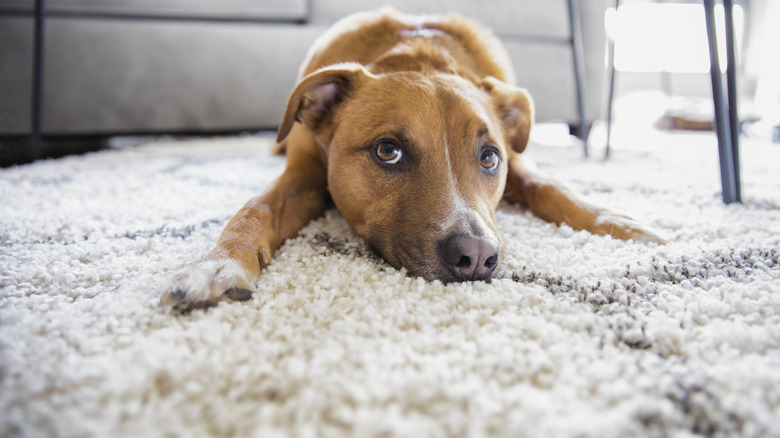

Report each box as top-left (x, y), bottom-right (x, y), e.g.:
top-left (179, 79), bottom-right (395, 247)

top-left (0, 0), bottom-right (608, 138)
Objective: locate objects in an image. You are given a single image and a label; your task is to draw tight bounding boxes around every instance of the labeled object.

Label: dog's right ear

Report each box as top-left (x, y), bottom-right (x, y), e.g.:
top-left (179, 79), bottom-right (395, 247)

top-left (276, 63), bottom-right (371, 144)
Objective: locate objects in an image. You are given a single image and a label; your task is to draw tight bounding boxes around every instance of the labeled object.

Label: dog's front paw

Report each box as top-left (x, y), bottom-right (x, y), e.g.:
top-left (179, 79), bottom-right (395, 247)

top-left (161, 258), bottom-right (258, 313)
top-left (594, 211), bottom-right (667, 244)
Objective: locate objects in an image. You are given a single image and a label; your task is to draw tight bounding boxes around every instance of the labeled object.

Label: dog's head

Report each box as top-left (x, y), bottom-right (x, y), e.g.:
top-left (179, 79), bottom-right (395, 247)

top-left (277, 63), bottom-right (533, 282)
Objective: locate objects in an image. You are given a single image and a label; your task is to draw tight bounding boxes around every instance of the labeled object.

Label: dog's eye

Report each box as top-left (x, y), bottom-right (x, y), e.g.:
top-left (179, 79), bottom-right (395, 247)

top-left (375, 141), bottom-right (403, 164)
top-left (479, 148), bottom-right (500, 172)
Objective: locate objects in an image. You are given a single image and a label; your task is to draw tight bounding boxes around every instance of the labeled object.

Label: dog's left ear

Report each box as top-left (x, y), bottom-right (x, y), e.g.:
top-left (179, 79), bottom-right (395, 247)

top-left (480, 77), bottom-right (534, 154)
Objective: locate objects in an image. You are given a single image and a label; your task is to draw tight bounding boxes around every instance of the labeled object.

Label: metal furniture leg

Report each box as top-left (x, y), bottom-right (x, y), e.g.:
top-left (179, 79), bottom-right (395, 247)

top-left (604, 0), bottom-right (620, 159)
top-left (703, 0), bottom-right (740, 204)
top-left (567, 0), bottom-right (589, 157)
top-left (723, 0), bottom-right (742, 202)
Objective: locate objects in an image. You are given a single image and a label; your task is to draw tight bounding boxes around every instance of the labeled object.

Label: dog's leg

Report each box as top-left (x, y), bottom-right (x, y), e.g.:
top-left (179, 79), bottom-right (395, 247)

top-left (503, 154), bottom-right (665, 243)
top-left (162, 125), bottom-right (328, 311)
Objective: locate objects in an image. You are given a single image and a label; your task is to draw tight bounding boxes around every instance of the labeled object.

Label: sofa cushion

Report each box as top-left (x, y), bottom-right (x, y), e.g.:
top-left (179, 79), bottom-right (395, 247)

top-left (0, 0), bottom-right (308, 22)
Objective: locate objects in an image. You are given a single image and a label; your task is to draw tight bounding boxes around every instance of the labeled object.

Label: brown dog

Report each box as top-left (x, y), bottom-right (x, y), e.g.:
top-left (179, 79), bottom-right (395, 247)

top-left (162, 8), bottom-right (663, 311)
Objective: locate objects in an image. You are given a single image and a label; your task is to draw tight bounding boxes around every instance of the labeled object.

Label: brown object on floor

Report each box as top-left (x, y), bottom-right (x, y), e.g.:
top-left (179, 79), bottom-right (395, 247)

top-left (656, 97), bottom-right (715, 131)
top-left (656, 114), bottom-right (714, 131)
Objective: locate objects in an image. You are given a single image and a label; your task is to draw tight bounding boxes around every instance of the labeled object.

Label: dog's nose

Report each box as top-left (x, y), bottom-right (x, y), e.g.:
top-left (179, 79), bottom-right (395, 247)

top-left (439, 234), bottom-right (499, 281)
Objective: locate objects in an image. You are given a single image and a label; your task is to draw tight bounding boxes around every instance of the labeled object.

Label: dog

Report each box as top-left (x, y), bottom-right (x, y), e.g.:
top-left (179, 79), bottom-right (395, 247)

top-left (162, 8), bottom-right (663, 311)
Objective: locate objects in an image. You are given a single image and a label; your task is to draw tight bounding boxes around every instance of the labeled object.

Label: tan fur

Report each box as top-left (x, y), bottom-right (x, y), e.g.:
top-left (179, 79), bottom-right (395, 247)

top-left (163, 8), bottom-right (663, 311)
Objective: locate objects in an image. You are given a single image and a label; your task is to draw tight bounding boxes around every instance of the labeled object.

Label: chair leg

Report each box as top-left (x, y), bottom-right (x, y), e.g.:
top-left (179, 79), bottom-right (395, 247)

top-left (703, 0), bottom-right (740, 204)
top-left (567, 0), bottom-right (589, 157)
top-left (604, 53), bottom-right (616, 159)
top-left (723, 0), bottom-right (742, 202)
top-left (604, 0), bottom-right (620, 159)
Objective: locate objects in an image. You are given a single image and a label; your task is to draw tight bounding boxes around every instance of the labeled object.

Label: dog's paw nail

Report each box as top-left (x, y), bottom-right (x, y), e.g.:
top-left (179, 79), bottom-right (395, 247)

top-left (224, 287), bottom-right (253, 302)
top-left (173, 299), bottom-right (219, 314)
top-left (187, 300), bottom-right (219, 311)
top-left (161, 288), bottom-right (221, 313)
top-left (259, 250), bottom-right (271, 267)
top-left (161, 289), bottom-right (186, 306)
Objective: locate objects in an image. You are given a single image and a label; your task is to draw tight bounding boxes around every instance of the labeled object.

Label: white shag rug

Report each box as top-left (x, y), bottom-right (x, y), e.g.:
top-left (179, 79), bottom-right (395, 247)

top-left (1, 130), bottom-right (779, 437)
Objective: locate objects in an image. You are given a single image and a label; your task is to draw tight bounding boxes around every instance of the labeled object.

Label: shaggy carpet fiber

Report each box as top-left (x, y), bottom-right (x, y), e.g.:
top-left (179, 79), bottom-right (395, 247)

top-left (1, 129), bottom-right (779, 437)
